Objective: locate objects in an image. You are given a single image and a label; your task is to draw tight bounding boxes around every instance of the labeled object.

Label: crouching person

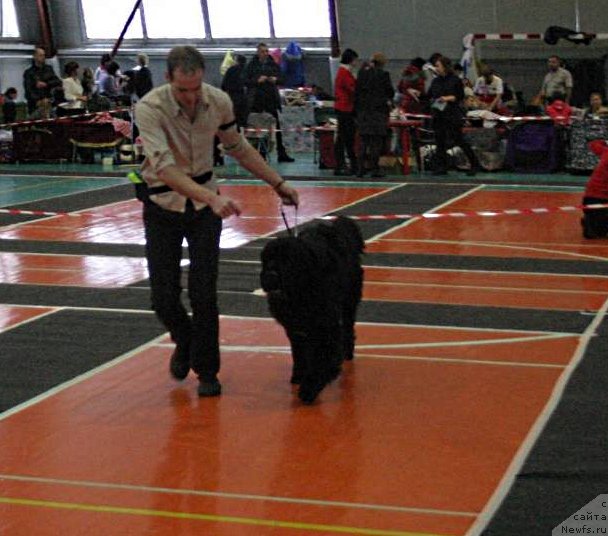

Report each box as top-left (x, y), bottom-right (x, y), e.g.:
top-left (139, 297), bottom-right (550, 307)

top-left (135, 46), bottom-right (299, 397)
top-left (582, 139), bottom-right (608, 239)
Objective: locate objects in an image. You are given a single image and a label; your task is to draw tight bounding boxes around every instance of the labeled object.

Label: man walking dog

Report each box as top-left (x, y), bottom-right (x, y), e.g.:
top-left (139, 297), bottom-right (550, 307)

top-left (136, 46), bottom-right (298, 397)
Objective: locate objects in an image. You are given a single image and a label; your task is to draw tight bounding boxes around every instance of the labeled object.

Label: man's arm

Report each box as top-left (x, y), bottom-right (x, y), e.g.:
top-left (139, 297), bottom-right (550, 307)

top-left (136, 100), bottom-right (242, 218)
top-left (218, 127), bottom-right (299, 207)
top-left (157, 165), bottom-right (241, 218)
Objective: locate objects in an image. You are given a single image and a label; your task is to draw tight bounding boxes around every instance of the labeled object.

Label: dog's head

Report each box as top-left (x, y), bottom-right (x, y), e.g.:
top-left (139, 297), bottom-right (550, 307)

top-left (260, 237), bottom-right (320, 300)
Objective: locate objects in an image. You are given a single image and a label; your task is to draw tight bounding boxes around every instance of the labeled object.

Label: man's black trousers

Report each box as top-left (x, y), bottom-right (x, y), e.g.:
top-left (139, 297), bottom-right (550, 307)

top-left (143, 201), bottom-right (222, 381)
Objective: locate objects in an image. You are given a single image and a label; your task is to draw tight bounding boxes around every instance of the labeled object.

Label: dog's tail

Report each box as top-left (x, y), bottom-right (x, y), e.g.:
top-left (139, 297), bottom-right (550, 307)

top-left (332, 216), bottom-right (365, 255)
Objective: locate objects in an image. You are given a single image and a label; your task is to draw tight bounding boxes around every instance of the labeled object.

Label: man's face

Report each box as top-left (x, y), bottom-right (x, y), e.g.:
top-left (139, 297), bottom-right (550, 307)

top-left (590, 94), bottom-right (602, 108)
top-left (33, 48), bottom-right (46, 66)
top-left (257, 46), bottom-right (269, 61)
top-left (548, 57), bottom-right (560, 71)
top-left (168, 67), bottom-right (204, 114)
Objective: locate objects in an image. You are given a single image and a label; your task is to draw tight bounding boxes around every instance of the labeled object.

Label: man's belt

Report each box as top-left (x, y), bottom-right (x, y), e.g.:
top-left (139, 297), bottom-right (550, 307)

top-left (147, 171), bottom-right (213, 196)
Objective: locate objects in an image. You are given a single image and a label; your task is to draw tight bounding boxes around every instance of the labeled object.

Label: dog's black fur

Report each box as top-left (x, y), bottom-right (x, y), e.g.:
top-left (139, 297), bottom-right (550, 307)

top-left (260, 216), bottom-right (365, 404)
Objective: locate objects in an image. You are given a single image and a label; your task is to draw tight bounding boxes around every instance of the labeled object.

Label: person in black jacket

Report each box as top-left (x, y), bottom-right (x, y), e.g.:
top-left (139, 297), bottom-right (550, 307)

top-left (354, 52), bottom-right (394, 178)
top-left (124, 53), bottom-right (154, 101)
top-left (428, 55), bottom-right (481, 175)
top-left (23, 46), bottom-right (62, 116)
top-left (221, 54), bottom-right (248, 130)
top-left (244, 43), bottom-right (294, 162)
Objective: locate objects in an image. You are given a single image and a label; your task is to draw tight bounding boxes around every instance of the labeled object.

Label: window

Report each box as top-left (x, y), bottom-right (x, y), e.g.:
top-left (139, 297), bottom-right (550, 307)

top-left (80, 0), bottom-right (329, 40)
top-left (81, 0), bottom-right (144, 39)
top-left (143, 0), bottom-right (205, 39)
top-left (272, 0), bottom-right (330, 38)
top-left (207, 0), bottom-right (269, 39)
top-left (1, 0), bottom-right (20, 38)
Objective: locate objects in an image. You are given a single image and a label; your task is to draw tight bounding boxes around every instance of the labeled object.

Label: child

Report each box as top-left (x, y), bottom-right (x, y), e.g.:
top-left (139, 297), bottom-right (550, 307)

top-left (582, 139), bottom-right (608, 238)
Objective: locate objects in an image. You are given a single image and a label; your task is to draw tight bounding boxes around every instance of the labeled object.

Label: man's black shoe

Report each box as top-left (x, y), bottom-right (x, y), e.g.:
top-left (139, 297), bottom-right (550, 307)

top-left (169, 347), bottom-right (190, 381)
top-left (333, 168), bottom-right (351, 176)
top-left (278, 154), bottom-right (295, 163)
top-left (198, 378), bottom-right (222, 397)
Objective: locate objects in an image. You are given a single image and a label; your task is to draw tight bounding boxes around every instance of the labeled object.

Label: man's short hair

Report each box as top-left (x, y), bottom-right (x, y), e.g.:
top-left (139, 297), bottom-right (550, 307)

top-left (257, 42), bottom-right (268, 50)
top-left (167, 46), bottom-right (205, 78)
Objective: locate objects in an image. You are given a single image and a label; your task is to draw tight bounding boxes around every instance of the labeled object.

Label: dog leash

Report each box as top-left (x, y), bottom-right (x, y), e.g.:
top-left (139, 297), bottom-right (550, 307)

top-left (279, 203), bottom-right (298, 237)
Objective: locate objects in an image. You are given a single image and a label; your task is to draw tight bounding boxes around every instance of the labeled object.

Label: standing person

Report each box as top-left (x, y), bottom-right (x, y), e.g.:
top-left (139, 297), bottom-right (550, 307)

top-left (354, 52), bottom-right (394, 178)
top-left (581, 139), bottom-right (608, 239)
top-left (94, 53), bottom-right (112, 93)
top-left (23, 46), bottom-right (62, 116)
top-left (333, 48), bottom-right (359, 176)
top-left (135, 46), bottom-right (299, 397)
top-left (397, 57), bottom-right (426, 114)
top-left (540, 55), bottom-right (573, 104)
top-left (245, 42), bottom-right (295, 162)
top-left (99, 61), bottom-right (122, 100)
top-left (221, 54), bottom-right (248, 130)
top-left (125, 53), bottom-right (154, 101)
top-left (423, 52), bottom-right (442, 94)
top-left (428, 55), bottom-right (481, 176)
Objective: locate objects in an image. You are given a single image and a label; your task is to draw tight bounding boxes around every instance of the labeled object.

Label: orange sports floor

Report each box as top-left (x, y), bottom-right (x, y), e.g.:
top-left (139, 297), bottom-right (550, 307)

top-left (0, 179), bottom-right (607, 535)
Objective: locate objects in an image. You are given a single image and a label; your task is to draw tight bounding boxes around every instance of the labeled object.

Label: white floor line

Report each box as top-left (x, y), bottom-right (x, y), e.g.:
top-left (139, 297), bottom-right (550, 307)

top-left (366, 184), bottom-right (485, 243)
top-left (355, 353), bottom-right (566, 369)
top-left (365, 280), bottom-right (608, 295)
top-left (379, 238), bottom-right (608, 262)
top-left (0, 473), bottom-right (477, 518)
top-left (465, 296), bottom-right (608, 536)
top-left (377, 238), bottom-right (608, 249)
top-left (0, 307), bottom-right (59, 335)
top-left (187, 332), bottom-right (572, 353)
top-left (362, 264), bottom-right (608, 280)
top-left (0, 332), bottom-right (167, 423)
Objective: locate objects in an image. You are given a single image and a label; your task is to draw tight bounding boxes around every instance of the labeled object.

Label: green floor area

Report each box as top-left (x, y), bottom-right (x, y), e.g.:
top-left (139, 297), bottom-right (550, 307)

top-left (0, 175), bottom-right (128, 206)
top-left (0, 151), bottom-right (591, 200)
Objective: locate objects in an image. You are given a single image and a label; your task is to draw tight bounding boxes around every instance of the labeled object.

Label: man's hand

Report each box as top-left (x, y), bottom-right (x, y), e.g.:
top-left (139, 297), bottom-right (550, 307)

top-left (258, 75), bottom-right (268, 83)
top-left (275, 182), bottom-right (299, 207)
top-left (209, 194), bottom-right (242, 219)
top-left (36, 81), bottom-right (47, 89)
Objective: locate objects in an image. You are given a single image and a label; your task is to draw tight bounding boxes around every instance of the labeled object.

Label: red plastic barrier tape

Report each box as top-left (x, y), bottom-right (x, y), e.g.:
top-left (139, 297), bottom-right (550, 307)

top-left (0, 108), bottom-right (132, 130)
top-left (2, 204), bottom-right (608, 222)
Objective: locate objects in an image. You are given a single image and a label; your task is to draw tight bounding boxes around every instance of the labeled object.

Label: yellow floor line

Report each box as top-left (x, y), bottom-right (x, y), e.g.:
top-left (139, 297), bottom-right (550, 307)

top-left (0, 496), bottom-right (449, 536)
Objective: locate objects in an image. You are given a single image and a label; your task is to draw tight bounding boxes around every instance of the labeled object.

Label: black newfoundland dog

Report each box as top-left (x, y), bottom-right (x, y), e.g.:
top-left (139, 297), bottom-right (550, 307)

top-left (260, 216), bottom-right (365, 404)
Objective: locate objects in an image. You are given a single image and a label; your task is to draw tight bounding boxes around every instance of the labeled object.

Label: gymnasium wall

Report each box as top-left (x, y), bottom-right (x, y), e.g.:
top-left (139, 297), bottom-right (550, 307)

top-left (2, 0), bottom-right (608, 109)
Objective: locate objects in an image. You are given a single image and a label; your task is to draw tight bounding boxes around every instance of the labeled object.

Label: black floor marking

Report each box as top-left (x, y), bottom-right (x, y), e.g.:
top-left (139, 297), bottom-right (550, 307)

top-left (0, 309), bottom-right (166, 413)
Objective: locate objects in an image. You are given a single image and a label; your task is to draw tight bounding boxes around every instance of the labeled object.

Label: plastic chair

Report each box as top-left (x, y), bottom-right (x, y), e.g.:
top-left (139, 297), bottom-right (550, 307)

top-left (411, 124), bottom-right (437, 173)
top-left (245, 112), bottom-right (276, 160)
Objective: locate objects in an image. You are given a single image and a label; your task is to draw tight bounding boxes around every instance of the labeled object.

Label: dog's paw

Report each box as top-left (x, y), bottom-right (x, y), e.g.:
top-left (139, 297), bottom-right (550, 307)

top-left (290, 374), bottom-right (302, 385)
top-left (298, 382), bottom-right (323, 405)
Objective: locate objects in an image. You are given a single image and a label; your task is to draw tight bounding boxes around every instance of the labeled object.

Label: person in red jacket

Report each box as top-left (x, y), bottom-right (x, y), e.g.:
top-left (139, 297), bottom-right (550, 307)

top-left (333, 48), bottom-right (359, 176)
top-left (582, 139), bottom-right (608, 238)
